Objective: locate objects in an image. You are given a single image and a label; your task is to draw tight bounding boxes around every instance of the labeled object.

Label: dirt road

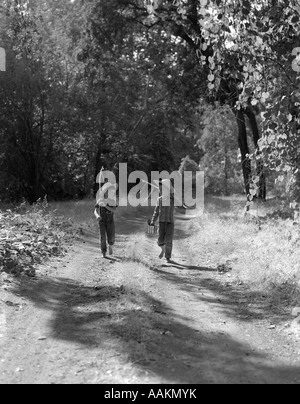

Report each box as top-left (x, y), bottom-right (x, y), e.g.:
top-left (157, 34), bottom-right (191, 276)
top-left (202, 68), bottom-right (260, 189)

top-left (1, 203), bottom-right (300, 384)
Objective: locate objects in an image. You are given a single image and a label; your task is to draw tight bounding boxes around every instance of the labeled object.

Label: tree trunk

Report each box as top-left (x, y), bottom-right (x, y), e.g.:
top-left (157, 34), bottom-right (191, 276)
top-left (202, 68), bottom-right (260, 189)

top-left (234, 108), bottom-right (251, 197)
top-left (224, 140), bottom-right (229, 196)
top-left (245, 107), bottom-right (266, 200)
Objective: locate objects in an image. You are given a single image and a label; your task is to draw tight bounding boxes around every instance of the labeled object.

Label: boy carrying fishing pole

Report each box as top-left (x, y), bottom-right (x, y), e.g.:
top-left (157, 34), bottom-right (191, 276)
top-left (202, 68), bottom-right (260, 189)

top-left (94, 181), bottom-right (118, 259)
top-left (150, 179), bottom-right (176, 263)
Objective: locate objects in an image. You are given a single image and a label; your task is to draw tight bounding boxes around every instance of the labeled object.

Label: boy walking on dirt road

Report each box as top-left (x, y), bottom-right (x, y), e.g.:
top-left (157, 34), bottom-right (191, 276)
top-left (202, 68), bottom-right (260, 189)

top-left (94, 182), bottom-right (118, 258)
top-left (150, 179), bottom-right (175, 263)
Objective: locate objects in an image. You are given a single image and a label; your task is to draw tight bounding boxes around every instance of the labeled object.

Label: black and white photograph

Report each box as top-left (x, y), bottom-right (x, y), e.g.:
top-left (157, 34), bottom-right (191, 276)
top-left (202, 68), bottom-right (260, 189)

top-left (1, 0), bottom-right (300, 386)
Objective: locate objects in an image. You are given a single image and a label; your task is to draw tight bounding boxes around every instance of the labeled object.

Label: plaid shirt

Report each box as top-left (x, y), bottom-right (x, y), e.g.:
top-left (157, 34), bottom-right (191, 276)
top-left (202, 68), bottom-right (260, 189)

top-left (152, 196), bottom-right (175, 224)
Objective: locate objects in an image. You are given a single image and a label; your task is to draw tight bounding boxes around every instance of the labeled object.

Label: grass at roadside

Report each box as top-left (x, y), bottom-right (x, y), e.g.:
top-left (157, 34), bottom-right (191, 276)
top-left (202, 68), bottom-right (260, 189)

top-left (189, 195), bottom-right (300, 312)
top-left (0, 199), bottom-right (78, 278)
top-left (122, 194), bottom-right (300, 314)
top-left (48, 198), bottom-right (95, 225)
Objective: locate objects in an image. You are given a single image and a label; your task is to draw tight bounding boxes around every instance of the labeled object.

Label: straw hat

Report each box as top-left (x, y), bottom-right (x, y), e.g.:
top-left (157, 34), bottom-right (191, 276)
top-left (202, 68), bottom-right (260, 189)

top-left (153, 179), bottom-right (174, 193)
top-left (100, 182), bottom-right (118, 193)
top-left (97, 182), bottom-right (118, 205)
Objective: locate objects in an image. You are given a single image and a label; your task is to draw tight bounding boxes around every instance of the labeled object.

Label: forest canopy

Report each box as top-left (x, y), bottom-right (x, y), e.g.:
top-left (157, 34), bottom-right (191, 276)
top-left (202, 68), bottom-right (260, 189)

top-left (0, 0), bottom-right (299, 203)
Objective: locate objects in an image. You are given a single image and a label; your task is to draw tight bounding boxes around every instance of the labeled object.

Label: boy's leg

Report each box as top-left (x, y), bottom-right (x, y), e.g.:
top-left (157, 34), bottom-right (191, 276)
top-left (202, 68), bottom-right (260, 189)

top-left (165, 223), bottom-right (175, 261)
top-left (158, 223), bottom-right (166, 259)
top-left (106, 221), bottom-right (115, 255)
top-left (99, 222), bottom-right (107, 256)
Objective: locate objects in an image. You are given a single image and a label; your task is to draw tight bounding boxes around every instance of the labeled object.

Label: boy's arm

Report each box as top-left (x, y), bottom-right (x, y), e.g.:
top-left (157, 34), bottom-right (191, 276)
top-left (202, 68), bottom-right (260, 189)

top-left (105, 206), bottom-right (117, 214)
top-left (94, 205), bottom-right (101, 220)
top-left (151, 199), bottom-right (160, 225)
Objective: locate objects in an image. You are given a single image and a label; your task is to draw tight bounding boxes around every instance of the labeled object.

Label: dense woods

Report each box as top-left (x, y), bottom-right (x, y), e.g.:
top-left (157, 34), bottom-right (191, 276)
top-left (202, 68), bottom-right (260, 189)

top-left (0, 0), bottom-right (299, 204)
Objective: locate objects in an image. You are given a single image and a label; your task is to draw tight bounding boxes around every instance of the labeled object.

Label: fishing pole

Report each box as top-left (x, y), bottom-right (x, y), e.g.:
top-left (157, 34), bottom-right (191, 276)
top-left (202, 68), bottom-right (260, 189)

top-left (140, 179), bottom-right (189, 209)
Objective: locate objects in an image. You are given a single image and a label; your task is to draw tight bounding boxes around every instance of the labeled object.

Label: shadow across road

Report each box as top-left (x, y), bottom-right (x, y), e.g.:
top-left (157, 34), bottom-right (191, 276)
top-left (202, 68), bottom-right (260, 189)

top-left (8, 272), bottom-right (300, 384)
top-left (4, 203), bottom-right (300, 384)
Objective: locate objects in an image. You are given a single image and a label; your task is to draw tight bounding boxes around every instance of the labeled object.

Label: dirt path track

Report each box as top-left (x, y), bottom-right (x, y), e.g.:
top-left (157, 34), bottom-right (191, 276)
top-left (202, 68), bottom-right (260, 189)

top-left (1, 205), bottom-right (300, 384)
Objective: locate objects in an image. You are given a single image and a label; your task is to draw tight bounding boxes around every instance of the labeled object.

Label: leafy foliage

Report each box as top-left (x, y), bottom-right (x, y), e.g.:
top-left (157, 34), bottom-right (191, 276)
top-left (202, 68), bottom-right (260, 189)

top-left (139, 0), bottom-right (300, 200)
top-left (0, 0), bottom-right (100, 202)
top-left (0, 0), bottom-right (300, 204)
top-left (179, 155), bottom-right (200, 174)
top-left (199, 105), bottom-right (243, 195)
top-left (0, 198), bottom-right (75, 277)
top-left (78, 0), bottom-right (206, 179)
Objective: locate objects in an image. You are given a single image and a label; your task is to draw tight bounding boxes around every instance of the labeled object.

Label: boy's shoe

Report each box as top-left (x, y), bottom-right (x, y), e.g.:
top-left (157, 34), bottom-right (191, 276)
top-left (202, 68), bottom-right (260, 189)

top-left (109, 246), bottom-right (113, 256)
top-left (102, 252), bottom-right (107, 258)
